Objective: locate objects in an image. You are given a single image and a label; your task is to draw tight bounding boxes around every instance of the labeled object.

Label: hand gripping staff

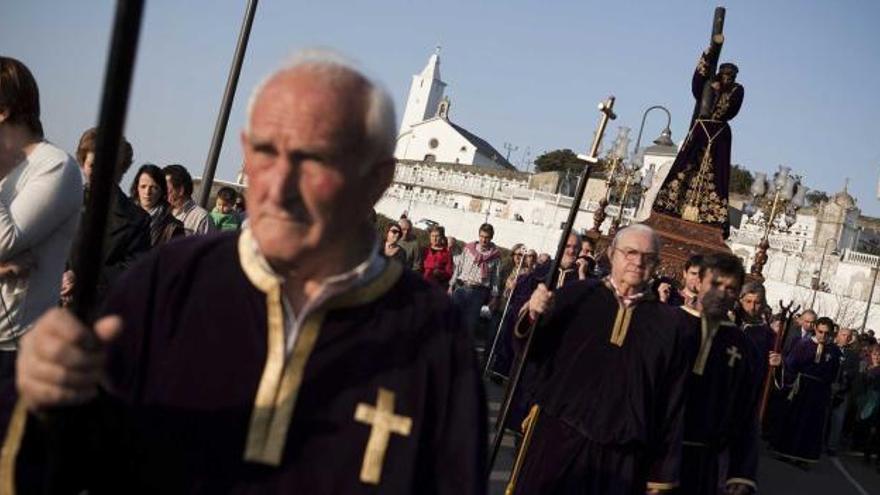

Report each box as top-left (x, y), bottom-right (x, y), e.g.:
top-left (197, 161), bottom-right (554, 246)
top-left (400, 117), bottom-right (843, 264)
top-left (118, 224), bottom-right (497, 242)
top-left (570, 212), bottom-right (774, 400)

top-left (758, 300), bottom-right (800, 421)
top-left (45, 0), bottom-right (145, 492)
top-left (487, 96), bottom-right (617, 475)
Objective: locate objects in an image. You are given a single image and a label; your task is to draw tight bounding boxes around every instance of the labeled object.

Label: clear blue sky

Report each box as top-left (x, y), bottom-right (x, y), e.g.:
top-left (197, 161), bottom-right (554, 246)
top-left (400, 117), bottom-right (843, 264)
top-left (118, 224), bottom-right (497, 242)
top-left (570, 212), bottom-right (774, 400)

top-left (3, 1), bottom-right (879, 215)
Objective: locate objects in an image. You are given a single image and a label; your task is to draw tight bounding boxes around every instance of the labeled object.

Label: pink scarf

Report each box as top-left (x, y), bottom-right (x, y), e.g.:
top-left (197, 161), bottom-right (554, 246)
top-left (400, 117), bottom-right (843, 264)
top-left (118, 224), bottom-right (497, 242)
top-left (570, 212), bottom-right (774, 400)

top-left (605, 276), bottom-right (645, 308)
top-left (464, 241), bottom-right (501, 279)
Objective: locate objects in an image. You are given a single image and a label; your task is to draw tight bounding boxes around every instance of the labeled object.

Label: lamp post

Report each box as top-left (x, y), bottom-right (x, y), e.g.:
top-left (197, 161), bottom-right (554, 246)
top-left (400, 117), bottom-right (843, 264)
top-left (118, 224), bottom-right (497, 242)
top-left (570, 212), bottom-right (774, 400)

top-left (861, 261), bottom-right (880, 332)
top-left (743, 165), bottom-right (806, 278)
top-left (632, 105), bottom-right (675, 157)
top-left (809, 237), bottom-right (838, 310)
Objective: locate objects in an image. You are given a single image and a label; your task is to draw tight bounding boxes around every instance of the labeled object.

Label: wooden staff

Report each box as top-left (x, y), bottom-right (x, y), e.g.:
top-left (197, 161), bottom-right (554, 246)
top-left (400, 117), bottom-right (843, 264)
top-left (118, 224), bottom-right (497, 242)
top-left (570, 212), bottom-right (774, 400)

top-left (46, 1), bottom-right (146, 492)
top-left (68, 0), bottom-right (145, 320)
top-left (759, 300), bottom-right (799, 421)
top-left (487, 96), bottom-right (617, 474)
top-left (197, 0), bottom-right (259, 207)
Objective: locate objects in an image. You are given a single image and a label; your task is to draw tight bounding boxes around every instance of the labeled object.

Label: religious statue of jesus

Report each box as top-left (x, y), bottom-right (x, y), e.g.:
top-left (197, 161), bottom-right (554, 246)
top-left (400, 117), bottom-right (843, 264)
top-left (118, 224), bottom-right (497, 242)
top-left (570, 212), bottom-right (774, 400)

top-left (653, 30), bottom-right (744, 237)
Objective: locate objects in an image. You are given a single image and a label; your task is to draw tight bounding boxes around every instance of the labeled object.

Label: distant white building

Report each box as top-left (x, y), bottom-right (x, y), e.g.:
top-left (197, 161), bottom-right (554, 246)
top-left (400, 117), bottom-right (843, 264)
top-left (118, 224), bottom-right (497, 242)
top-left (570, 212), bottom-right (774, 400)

top-left (726, 184), bottom-right (880, 330)
top-left (394, 50), bottom-right (515, 170)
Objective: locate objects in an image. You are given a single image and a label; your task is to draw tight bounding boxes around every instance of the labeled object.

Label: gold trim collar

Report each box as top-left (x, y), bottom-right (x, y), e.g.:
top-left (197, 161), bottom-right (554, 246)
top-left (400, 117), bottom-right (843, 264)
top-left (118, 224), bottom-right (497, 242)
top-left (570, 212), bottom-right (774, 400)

top-left (238, 229), bottom-right (403, 466)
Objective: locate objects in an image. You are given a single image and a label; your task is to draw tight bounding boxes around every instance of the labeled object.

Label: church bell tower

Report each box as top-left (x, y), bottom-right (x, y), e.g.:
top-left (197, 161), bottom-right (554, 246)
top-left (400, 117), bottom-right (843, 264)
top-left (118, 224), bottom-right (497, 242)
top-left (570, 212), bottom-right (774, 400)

top-left (398, 48), bottom-right (447, 135)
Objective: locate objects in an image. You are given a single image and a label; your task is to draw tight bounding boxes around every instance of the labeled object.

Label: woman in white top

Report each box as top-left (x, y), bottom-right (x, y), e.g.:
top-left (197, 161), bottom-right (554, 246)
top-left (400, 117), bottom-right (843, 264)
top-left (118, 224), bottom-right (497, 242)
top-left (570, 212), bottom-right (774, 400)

top-left (0, 57), bottom-right (83, 413)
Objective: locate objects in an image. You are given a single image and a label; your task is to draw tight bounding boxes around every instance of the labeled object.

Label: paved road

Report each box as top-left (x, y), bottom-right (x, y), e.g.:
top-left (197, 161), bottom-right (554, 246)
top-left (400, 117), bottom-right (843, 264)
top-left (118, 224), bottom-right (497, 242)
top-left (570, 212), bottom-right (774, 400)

top-left (483, 380), bottom-right (880, 494)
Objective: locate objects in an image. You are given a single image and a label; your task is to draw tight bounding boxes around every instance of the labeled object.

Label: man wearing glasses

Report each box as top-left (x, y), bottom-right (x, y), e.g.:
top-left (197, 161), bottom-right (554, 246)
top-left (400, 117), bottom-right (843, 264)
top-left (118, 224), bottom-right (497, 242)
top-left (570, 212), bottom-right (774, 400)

top-left (506, 224), bottom-right (689, 494)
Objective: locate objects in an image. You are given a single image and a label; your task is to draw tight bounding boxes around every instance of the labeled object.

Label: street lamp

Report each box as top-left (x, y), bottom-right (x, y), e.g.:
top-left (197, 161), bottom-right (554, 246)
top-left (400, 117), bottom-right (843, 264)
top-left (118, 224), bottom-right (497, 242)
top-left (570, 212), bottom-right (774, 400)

top-left (861, 261), bottom-right (879, 333)
top-left (743, 165), bottom-right (806, 278)
top-left (632, 105), bottom-right (674, 157)
top-left (810, 237), bottom-right (839, 310)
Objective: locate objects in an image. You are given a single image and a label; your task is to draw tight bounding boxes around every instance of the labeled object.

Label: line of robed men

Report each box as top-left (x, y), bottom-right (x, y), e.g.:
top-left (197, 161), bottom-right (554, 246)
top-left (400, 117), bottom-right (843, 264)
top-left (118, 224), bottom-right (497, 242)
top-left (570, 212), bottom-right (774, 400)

top-left (493, 233), bottom-right (762, 495)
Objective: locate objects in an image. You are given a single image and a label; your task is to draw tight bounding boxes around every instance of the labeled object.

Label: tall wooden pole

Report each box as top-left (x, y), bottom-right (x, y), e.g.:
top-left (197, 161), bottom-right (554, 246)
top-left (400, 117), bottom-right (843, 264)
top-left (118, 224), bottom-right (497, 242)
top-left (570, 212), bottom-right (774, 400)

top-left (197, 0), bottom-right (259, 207)
top-left (49, 0), bottom-right (145, 492)
top-left (68, 0), bottom-right (145, 321)
top-left (487, 96), bottom-right (617, 474)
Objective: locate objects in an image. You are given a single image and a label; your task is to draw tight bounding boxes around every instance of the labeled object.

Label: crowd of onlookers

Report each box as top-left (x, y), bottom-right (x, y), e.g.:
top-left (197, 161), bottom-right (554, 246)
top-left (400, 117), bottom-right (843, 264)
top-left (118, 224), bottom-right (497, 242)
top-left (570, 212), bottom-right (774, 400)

top-left (0, 56), bottom-right (251, 429)
top-left (379, 215), bottom-right (607, 369)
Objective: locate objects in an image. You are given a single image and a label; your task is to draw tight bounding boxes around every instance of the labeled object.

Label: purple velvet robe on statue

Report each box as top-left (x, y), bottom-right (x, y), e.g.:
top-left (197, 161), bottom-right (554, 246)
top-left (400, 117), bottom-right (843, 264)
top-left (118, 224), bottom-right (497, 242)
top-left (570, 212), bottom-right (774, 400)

top-left (652, 45), bottom-right (744, 236)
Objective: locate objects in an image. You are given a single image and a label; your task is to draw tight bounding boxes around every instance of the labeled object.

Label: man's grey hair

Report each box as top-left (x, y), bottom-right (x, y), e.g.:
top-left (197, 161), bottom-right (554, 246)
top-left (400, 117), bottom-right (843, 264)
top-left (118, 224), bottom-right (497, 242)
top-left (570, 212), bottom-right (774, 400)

top-left (800, 309), bottom-right (817, 319)
top-left (245, 48), bottom-right (397, 174)
top-left (609, 224), bottom-right (661, 253)
top-left (740, 281), bottom-right (766, 301)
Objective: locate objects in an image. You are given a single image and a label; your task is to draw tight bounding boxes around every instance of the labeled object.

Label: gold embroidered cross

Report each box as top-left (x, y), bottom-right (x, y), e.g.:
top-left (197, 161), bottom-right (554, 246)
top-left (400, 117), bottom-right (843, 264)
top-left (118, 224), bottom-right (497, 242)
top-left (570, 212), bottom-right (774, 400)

top-left (354, 387), bottom-right (412, 485)
top-left (726, 346), bottom-right (742, 367)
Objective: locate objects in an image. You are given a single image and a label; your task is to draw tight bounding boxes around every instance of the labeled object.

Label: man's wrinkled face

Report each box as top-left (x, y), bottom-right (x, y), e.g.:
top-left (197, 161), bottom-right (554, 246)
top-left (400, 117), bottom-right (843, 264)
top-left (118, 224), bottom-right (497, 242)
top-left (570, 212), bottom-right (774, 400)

top-left (608, 230), bottom-right (658, 288)
top-left (699, 269), bottom-right (740, 319)
top-left (739, 293), bottom-right (762, 318)
top-left (815, 323), bottom-right (831, 344)
top-left (241, 68), bottom-right (380, 271)
top-left (683, 265), bottom-right (701, 293)
top-left (800, 313), bottom-right (817, 333)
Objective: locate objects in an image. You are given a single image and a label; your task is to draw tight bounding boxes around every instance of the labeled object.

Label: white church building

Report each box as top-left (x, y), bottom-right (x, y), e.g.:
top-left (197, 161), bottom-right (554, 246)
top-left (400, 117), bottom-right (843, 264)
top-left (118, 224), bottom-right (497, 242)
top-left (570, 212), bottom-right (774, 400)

top-left (394, 50), bottom-right (515, 170)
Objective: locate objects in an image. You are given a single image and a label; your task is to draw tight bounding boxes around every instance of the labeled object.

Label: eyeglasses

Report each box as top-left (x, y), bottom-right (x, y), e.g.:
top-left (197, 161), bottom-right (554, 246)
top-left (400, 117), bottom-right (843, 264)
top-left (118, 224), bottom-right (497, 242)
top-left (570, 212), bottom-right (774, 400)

top-left (614, 247), bottom-right (659, 265)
